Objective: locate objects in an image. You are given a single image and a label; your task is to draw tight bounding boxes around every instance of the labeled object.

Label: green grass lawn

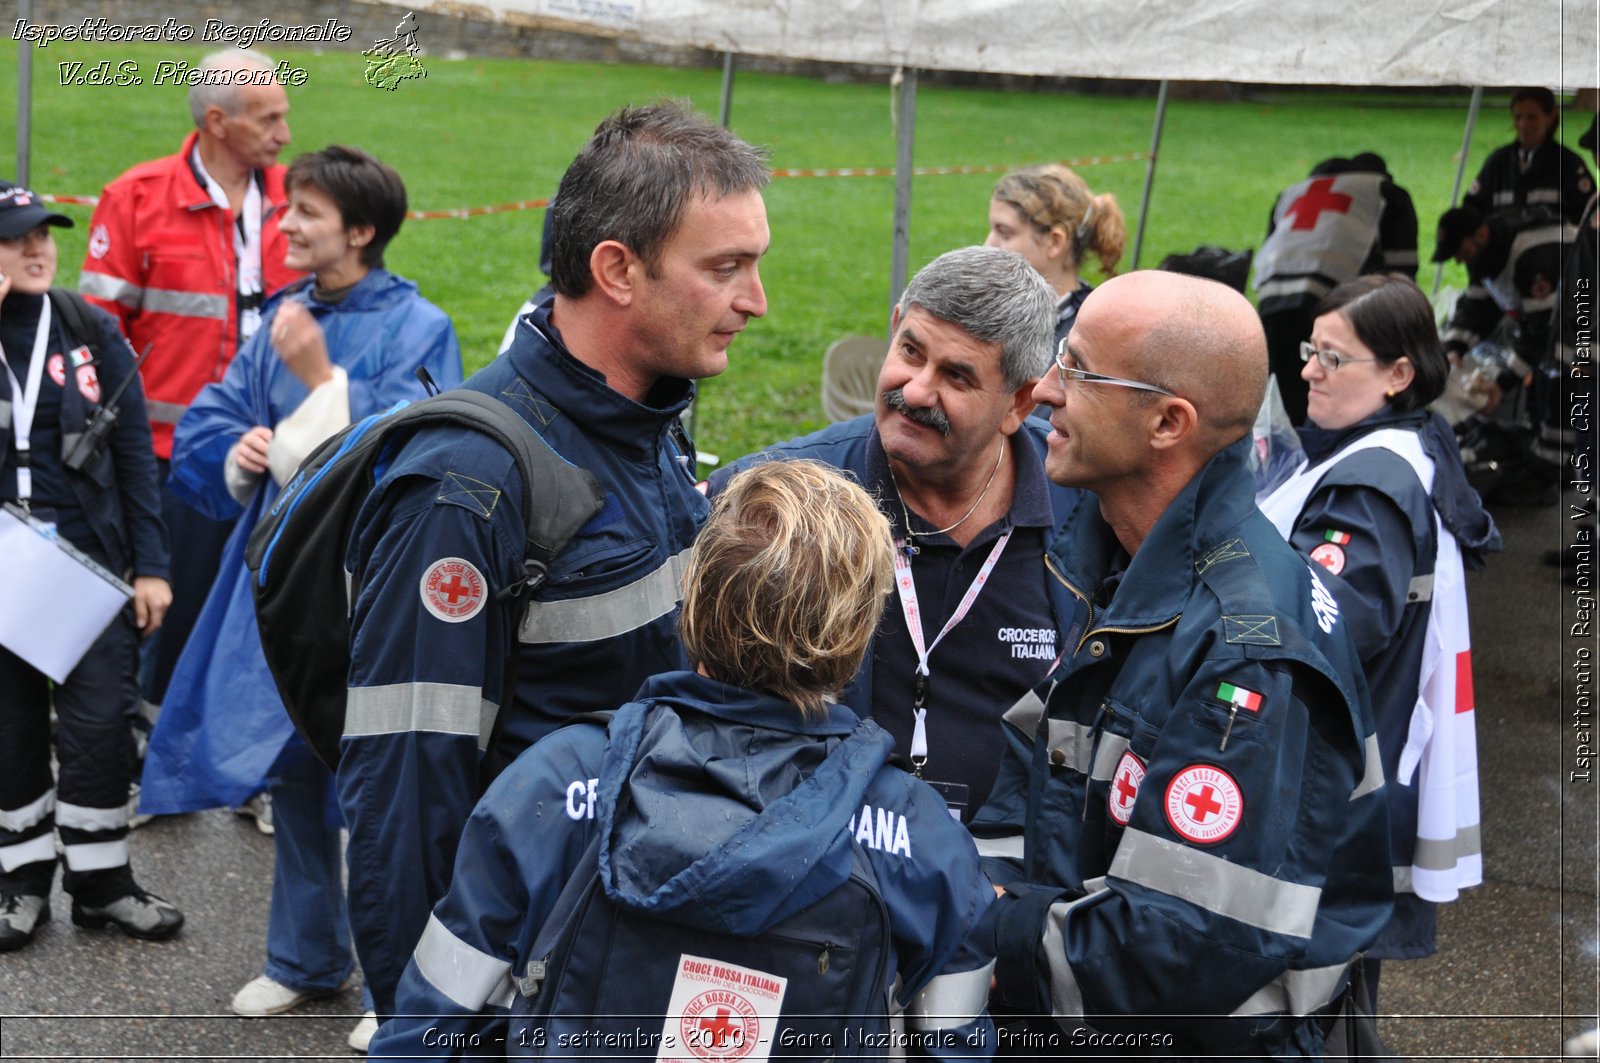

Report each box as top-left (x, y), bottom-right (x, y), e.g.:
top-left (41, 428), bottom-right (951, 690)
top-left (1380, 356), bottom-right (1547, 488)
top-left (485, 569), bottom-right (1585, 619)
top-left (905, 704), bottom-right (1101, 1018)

top-left (2, 39), bottom-right (1567, 464)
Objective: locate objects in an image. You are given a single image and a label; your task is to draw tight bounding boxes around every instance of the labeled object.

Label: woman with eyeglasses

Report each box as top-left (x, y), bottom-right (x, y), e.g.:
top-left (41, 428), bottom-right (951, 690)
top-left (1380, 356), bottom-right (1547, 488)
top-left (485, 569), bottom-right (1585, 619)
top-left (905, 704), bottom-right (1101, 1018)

top-left (1258, 273), bottom-right (1500, 1016)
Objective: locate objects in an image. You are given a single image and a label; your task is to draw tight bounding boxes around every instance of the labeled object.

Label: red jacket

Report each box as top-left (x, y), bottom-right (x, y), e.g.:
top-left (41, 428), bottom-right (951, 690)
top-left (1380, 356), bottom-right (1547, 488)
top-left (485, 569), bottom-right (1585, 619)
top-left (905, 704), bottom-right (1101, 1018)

top-left (79, 132), bottom-right (303, 459)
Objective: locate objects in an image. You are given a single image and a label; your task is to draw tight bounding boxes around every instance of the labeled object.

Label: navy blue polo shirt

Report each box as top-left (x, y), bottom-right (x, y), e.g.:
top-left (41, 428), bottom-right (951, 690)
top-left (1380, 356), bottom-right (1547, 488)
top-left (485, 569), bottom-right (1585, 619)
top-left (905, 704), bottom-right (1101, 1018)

top-left (864, 430), bottom-right (1058, 821)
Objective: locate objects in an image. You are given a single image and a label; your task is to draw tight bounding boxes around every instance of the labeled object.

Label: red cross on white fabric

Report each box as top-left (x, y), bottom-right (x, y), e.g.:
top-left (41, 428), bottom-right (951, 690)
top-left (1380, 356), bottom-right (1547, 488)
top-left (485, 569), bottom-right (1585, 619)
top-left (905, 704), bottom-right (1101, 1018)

top-left (1284, 177), bottom-right (1353, 230)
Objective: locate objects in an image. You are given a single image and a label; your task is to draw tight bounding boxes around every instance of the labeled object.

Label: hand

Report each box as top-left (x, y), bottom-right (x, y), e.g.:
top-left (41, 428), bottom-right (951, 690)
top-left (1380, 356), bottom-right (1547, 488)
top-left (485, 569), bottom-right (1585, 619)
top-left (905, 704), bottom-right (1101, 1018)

top-left (270, 302), bottom-right (334, 389)
top-left (232, 425), bottom-right (275, 474)
top-left (133, 576), bottom-right (172, 636)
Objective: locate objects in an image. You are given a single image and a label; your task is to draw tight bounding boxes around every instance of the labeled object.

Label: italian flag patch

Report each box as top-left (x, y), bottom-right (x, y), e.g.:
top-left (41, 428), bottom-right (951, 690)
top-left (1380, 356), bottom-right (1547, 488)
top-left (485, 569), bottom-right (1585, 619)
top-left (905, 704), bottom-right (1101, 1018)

top-left (1323, 529), bottom-right (1352, 545)
top-left (1216, 682), bottom-right (1263, 712)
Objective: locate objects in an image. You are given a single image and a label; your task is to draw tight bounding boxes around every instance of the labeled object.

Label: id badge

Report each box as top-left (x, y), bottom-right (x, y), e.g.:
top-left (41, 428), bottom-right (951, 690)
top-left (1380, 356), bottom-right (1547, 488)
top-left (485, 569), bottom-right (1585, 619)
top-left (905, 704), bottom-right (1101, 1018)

top-left (926, 780), bottom-right (969, 822)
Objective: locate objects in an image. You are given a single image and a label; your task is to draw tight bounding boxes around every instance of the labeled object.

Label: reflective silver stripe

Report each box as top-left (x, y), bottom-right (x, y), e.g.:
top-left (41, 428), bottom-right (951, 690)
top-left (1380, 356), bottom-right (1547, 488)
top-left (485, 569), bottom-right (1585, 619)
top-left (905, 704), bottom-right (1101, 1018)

top-left (1088, 732), bottom-right (1128, 783)
top-left (1109, 828), bottom-right (1321, 939)
top-left (1002, 688), bottom-right (1046, 737)
top-left (1229, 962), bottom-right (1349, 1017)
top-left (519, 547), bottom-right (691, 645)
top-left (1393, 865), bottom-right (1414, 893)
top-left (146, 400), bottom-right (190, 425)
top-left (1383, 250), bottom-right (1419, 268)
top-left (56, 800), bottom-right (129, 832)
top-left (1042, 892), bottom-right (1097, 1018)
top-left (413, 913), bottom-right (514, 1010)
top-left (0, 791), bottom-right (54, 833)
top-left (1045, 718), bottom-right (1096, 775)
top-left (0, 833), bottom-right (57, 872)
top-left (1407, 574), bottom-right (1434, 603)
top-left (344, 682), bottom-right (492, 743)
top-left (1257, 276), bottom-right (1333, 300)
top-left (1526, 188), bottom-right (1561, 203)
top-left (78, 270), bottom-right (142, 308)
top-left (1414, 824), bottom-right (1482, 870)
top-left (62, 838), bottom-right (128, 871)
top-left (1350, 734), bottom-right (1384, 800)
top-left (145, 287), bottom-right (229, 320)
top-left (972, 834), bottom-right (1024, 861)
top-left (907, 962), bottom-right (995, 1029)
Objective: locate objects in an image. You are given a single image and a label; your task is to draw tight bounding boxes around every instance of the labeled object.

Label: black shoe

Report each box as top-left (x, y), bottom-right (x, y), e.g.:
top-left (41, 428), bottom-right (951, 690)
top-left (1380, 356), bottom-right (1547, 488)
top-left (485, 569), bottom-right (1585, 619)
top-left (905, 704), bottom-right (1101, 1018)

top-left (0, 892), bottom-right (49, 952)
top-left (72, 887), bottom-right (183, 941)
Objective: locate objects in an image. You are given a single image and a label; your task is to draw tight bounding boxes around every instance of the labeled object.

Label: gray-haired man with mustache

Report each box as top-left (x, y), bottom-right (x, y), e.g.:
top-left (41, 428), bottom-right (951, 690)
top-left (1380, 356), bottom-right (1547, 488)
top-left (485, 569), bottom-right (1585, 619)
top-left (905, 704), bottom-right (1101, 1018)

top-left (709, 245), bottom-right (1083, 822)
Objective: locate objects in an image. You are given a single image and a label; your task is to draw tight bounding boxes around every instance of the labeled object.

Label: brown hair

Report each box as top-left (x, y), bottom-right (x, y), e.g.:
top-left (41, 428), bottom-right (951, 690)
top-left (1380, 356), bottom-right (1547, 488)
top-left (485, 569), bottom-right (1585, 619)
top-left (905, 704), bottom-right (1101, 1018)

top-left (992, 163), bottom-right (1127, 276)
top-left (680, 461), bottom-right (894, 719)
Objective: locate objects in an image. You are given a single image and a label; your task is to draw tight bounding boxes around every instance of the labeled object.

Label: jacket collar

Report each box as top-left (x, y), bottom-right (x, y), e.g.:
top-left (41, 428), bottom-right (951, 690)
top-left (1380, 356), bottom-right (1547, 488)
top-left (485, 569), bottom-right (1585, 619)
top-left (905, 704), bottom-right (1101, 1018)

top-left (632, 671), bottom-right (862, 738)
top-left (174, 131), bottom-right (287, 216)
top-left (509, 301), bottom-right (695, 457)
top-left (1050, 436), bottom-right (1259, 629)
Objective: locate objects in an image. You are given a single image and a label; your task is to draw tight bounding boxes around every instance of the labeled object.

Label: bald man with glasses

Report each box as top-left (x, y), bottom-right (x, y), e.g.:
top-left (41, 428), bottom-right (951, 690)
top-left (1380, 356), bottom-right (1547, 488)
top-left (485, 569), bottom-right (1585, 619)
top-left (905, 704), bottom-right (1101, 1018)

top-left (970, 270), bottom-right (1393, 1058)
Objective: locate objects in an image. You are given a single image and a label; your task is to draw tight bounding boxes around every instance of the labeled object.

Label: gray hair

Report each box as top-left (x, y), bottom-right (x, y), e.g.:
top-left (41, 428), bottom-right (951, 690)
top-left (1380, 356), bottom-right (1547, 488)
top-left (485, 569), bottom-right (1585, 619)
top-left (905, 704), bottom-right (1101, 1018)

top-left (549, 101), bottom-right (771, 298)
top-left (188, 50), bottom-right (277, 127)
top-left (896, 246), bottom-right (1057, 389)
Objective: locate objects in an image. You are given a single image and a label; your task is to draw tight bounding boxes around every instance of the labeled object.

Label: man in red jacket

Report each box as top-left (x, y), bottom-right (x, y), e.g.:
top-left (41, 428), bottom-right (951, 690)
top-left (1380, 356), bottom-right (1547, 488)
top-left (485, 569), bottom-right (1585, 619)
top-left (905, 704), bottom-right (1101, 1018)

top-left (80, 49), bottom-right (303, 802)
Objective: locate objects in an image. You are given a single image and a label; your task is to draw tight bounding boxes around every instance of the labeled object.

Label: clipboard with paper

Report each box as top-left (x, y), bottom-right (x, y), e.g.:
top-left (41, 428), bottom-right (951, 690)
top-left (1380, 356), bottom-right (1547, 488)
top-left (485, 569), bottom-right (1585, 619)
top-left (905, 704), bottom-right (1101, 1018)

top-left (0, 502), bottom-right (132, 683)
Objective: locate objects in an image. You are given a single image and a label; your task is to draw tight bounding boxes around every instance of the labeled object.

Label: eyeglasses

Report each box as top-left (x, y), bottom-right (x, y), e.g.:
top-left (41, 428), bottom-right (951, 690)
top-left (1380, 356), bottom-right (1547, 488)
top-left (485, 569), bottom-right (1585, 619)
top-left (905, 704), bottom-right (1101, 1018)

top-left (1054, 342), bottom-right (1177, 398)
top-left (1299, 341), bottom-right (1376, 372)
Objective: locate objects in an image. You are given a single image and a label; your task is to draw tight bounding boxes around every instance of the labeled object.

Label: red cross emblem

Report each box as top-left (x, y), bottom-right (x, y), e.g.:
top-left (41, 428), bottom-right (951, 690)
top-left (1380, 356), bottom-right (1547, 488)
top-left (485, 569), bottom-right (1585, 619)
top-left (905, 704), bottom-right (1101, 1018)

top-left (679, 988), bottom-right (760, 1060)
top-left (1284, 177), bottom-right (1354, 231)
top-left (1108, 751), bottom-right (1145, 826)
top-left (1164, 764), bottom-right (1244, 844)
top-left (699, 1009), bottom-right (741, 1047)
top-left (420, 557), bottom-right (487, 623)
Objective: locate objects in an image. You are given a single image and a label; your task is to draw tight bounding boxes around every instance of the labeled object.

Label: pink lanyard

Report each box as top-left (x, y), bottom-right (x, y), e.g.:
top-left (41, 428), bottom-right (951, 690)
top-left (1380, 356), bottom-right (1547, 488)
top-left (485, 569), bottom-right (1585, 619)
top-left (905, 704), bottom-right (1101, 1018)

top-left (891, 530), bottom-right (1010, 771)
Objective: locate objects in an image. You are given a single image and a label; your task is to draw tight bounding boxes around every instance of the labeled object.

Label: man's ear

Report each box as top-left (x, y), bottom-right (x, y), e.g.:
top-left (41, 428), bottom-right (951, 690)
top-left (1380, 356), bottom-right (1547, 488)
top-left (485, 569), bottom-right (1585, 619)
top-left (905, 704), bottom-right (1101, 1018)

top-left (1146, 396), bottom-right (1198, 452)
top-left (202, 105), bottom-right (230, 140)
top-left (1000, 379), bottom-right (1037, 435)
top-left (588, 240), bottom-right (636, 306)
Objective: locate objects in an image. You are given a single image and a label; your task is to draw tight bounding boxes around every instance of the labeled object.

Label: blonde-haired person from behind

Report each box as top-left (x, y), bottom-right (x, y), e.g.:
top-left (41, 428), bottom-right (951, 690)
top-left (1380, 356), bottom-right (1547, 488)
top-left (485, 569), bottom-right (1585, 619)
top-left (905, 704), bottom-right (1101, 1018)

top-left (986, 163), bottom-right (1126, 351)
top-left (371, 460), bottom-right (1000, 1058)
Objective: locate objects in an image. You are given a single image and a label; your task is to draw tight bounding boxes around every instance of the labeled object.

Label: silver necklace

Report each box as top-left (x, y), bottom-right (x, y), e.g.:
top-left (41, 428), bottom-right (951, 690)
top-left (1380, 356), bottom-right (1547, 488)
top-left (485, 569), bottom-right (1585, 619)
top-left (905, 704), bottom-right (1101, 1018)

top-left (895, 438), bottom-right (1005, 557)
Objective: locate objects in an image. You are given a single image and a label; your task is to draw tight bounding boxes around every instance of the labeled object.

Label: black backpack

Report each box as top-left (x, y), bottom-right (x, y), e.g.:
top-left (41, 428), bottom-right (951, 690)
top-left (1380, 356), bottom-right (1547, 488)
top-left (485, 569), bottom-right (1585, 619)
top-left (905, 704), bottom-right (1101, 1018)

top-left (244, 390), bottom-right (604, 770)
top-left (506, 716), bottom-right (900, 1060)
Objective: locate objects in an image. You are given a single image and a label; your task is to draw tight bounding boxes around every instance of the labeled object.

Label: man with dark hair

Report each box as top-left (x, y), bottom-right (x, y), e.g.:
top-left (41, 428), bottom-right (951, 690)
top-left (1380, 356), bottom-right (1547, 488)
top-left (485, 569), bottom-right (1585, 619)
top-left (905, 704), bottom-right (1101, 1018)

top-left (79, 51), bottom-right (302, 803)
top-left (1464, 87), bottom-right (1594, 227)
top-left (1253, 152), bottom-right (1419, 423)
top-left (970, 271), bottom-right (1392, 1057)
top-left (336, 101), bottom-right (771, 1017)
top-left (710, 245), bottom-right (1083, 824)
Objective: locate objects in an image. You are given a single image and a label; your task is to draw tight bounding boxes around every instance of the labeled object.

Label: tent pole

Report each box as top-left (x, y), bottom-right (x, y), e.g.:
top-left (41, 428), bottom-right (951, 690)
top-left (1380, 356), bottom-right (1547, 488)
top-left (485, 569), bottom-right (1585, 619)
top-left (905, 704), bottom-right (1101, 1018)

top-left (889, 66), bottom-right (918, 323)
top-left (1434, 85), bottom-right (1484, 296)
top-left (16, 0), bottom-right (33, 186)
top-left (719, 52), bottom-right (736, 127)
top-left (1130, 79), bottom-right (1170, 270)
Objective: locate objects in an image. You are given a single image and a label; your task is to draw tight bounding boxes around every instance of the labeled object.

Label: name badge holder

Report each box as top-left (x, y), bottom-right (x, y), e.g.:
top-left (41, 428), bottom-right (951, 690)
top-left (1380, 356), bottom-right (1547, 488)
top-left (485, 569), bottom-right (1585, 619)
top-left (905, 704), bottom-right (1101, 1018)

top-left (0, 502), bottom-right (133, 683)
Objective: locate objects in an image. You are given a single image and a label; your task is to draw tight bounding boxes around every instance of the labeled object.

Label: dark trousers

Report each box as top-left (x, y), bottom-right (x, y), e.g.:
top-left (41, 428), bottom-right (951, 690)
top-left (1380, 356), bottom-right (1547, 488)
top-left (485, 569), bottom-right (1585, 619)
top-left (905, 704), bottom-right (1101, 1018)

top-left (0, 606), bottom-right (139, 904)
top-left (1261, 304), bottom-right (1317, 427)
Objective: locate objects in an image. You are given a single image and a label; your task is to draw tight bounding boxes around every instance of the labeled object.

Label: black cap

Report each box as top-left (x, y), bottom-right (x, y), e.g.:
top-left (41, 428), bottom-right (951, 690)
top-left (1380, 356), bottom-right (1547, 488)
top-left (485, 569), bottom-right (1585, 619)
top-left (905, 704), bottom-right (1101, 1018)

top-left (1432, 206), bottom-right (1483, 263)
top-left (0, 181), bottom-right (73, 240)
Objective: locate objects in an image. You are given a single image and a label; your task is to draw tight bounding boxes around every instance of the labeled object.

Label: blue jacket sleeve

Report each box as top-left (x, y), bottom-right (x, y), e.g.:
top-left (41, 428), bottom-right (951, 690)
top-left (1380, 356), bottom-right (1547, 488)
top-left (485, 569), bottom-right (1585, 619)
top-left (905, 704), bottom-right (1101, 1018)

top-left (369, 727), bottom-right (606, 1060)
top-left (1289, 480), bottom-right (1415, 664)
top-left (339, 435), bottom-right (529, 1018)
top-left (90, 305), bottom-right (169, 578)
top-left (168, 324), bottom-right (272, 521)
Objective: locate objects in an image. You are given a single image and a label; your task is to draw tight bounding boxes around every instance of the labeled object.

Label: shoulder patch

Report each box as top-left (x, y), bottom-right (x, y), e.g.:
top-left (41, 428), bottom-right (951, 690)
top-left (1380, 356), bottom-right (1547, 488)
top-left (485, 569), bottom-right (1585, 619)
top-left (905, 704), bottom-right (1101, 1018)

top-left (436, 470), bottom-right (501, 520)
top-left (498, 377), bottom-right (560, 428)
top-left (1309, 542), bottom-right (1346, 575)
top-left (1222, 614), bottom-right (1281, 646)
top-left (88, 224), bottom-right (110, 259)
top-left (1196, 537), bottom-right (1250, 575)
top-left (1164, 764), bottom-right (1244, 844)
top-left (420, 556), bottom-right (488, 623)
top-left (1108, 751), bottom-right (1145, 827)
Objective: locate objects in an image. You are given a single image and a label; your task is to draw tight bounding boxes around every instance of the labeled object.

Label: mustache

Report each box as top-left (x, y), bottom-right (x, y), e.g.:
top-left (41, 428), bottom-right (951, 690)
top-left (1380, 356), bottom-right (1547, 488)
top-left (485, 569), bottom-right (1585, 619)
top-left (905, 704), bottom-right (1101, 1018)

top-left (883, 388), bottom-right (951, 436)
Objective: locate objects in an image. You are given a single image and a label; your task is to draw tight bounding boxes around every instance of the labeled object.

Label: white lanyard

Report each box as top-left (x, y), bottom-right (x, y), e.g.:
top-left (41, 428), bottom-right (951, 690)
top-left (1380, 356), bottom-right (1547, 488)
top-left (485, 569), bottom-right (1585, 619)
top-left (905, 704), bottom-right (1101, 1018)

top-left (1, 297), bottom-right (53, 503)
top-left (892, 529), bottom-right (1010, 770)
top-left (194, 147), bottom-right (265, 340)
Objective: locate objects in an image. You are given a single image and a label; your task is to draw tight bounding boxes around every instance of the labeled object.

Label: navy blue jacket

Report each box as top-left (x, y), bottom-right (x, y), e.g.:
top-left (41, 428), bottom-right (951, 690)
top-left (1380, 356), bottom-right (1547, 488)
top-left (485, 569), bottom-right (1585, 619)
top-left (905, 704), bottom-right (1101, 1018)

top-left (0, 291), bottom-right (166, 578)
top-left (338, 303), bottom-right (707, 1016)
top-left (370, 672), bottom-right (997, 1059)
top-left (969, 438), bottom-right (1392, 1058)
top-left (1465, 138), bottom-right (1595, 228)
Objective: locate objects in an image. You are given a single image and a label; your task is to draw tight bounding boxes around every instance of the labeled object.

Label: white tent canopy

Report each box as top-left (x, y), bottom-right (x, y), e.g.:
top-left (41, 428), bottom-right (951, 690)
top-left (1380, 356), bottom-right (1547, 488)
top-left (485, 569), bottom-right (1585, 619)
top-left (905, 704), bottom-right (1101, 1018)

top-left (407, 0), bottom-right (1593, 89)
